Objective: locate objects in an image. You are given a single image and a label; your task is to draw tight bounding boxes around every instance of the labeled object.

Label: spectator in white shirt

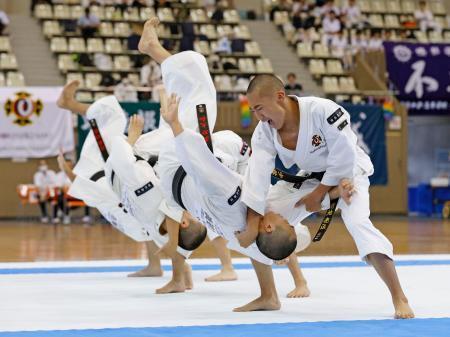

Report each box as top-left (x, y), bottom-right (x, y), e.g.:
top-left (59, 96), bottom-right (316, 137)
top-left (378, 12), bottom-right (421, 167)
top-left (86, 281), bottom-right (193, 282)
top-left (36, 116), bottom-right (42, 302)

top-left (368, 30), bottom-right (384, 51)
top-left (414, 0), bottom-right (441, 33)
top-left (114, 75), bottom-right (139, 102)
top-left (322, 11), bottom-right (341, 45)
top-left (0, 10), bottom-right (9, 35)
top-left (331, 30), bottom-right (352, 69)
top-left (77, 8), bottom-right (100, 39)
top-left (33, 160), bottom-right (57, 223)
top-left (351, 29), bottom-right (368, 54)
top-left (342, 0), bottom-right (362, 28)
top-left (320, 0), bottom-right (340, 17)
top-left (55, 154), bottom-right (92, 224)
top-left (140, 58), bottom-right (162, 87)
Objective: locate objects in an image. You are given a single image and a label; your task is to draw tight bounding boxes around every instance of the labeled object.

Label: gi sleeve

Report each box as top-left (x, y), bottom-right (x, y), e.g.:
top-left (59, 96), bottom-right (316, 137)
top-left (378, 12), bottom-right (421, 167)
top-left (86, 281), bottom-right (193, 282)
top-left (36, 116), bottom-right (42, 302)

top-left (175, 129), bottom-right (237, 196)
top-left (320, 103), bottom-right (357, 186)
top-left (242, 122), bottom-right (277, 215)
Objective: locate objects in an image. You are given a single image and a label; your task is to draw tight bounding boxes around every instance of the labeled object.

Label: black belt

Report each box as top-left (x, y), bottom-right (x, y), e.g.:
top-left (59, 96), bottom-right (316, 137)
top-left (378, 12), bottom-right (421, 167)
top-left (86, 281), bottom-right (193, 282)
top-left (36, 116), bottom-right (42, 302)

top-left (313, 198), bottom-right (339, 242)
top-left (271, 168), bottom-right (324, 189)
top-left (271, 168), bottom-right (338, 242)
top-left (90, 170), bottom-right (105, 182)
top-left (89, 118), bottom-right (109, 162)
top-left (172, 104), bottom-right (212, 210)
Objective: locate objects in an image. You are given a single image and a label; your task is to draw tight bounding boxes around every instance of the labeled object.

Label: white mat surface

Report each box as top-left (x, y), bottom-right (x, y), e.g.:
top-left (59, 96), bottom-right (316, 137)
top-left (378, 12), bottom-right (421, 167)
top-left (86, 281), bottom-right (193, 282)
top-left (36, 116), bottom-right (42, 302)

top-left (1, 255), bottom-right (450, 332)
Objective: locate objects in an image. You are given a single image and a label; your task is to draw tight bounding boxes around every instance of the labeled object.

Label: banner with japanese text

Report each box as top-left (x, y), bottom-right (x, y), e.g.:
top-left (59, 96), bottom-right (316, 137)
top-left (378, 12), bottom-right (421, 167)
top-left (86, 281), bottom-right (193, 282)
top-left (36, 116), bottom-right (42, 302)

top-left (383, 41), bottom-right (450, 115)
top-left (0, 87), bottom-right (74, 158)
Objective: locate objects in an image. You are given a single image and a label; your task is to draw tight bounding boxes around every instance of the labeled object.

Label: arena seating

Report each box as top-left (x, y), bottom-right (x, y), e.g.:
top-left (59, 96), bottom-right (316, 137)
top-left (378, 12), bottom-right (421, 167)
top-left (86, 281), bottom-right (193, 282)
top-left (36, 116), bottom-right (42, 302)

top-left (0, 35), bottom-right (25, 86)
top-left (34, 0), bottom-right (274, 100)
top-left (268, 0), bottom-right (449, 101)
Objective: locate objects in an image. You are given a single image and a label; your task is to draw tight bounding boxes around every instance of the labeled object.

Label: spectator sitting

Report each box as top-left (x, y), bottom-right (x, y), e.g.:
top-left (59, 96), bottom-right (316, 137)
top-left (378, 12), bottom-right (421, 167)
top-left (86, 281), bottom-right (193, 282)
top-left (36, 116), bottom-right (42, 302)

top-left (77, 8), bottom-right (100, 40)
top-left (351, 29), bottom-right (368, 55)
top-left (331, 30), bottom-right (352, 69)
top-left (56, 153), bottom-right (92, 224)
top-left (284, 73), bottom-right (303, 96)
top-left (0, 10), bottom-right (9, 35)
top-left (127, 24), bottom-right (141, 50)
top-left (211, 4), bottom-right (225, 23)
top-left (414, 0), bottom-right (441, 33)
top-left (215, 34), bottom-right (232, 54)
top-left (367, 30), bottom-right (384, 51)
top-left (140, 58), bottom-right (162, 87)
top-left (320, 0), bottom-right (340, 17)
top-left (114, 76), bottom-right (138, 102)
top-left (322, 10), bottom-right (341, 45)
top-left (342, 0), bottom-right (362, 28)
top-left (33, 160), bottom-right (56, 223)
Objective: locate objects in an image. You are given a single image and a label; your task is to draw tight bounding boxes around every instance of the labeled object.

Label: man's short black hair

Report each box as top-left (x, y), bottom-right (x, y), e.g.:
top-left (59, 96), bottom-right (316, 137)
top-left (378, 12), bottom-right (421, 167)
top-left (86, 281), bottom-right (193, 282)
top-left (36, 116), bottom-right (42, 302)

top-left (287, 72), bottom-right (296, 79)
top-left (246, 74), bottom-right (285, 95)
top-left (256, 226), bottom-right (297, 261)
top-left (178, 222), bottom-right (207, 251)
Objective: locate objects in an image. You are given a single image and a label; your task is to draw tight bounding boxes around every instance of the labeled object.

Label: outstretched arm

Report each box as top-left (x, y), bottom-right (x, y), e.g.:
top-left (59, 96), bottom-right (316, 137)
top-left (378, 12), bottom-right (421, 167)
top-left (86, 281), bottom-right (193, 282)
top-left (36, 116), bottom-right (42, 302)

top-left (56, 80), bottom-right (90, 115)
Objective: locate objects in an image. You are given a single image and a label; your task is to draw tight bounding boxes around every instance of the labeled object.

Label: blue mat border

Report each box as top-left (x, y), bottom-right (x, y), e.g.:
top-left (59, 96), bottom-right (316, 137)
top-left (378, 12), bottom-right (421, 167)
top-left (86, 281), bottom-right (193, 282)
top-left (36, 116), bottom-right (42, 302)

top-left (1, 318), bottom-right (449, 337)
top-left (0, 259), bottom-right (449, 275)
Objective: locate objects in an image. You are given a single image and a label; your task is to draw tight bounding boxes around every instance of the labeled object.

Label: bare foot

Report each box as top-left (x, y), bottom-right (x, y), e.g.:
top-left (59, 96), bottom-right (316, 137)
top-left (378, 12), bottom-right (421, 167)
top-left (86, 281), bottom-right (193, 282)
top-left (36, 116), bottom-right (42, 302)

top-left (184, 263), bottom-right (193, 290)
top-left (127, 114), bottom-right (144, 146)
top-left (127, 265), bottom-right (163, 278)
top-left (233, 296), bottom-right (281, 312)
top-left (287, 283), bottom-right (311, 298)
top-left (205, 268), bottom-right (238, 282)
top-left (156, 279), bottom-right (186, 294)
top-left (138, 17), bottom-right (161, 55)
top-left (393, 297), bottom-right (415, 319)
top-left (57, 80), bottom-right (80, 110)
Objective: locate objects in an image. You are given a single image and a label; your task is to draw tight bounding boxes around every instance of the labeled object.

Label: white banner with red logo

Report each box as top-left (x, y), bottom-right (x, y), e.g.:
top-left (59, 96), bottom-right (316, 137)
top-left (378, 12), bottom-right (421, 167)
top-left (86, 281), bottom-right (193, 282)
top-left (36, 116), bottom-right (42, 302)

top-left (0, 87), bottom-right (74, 158)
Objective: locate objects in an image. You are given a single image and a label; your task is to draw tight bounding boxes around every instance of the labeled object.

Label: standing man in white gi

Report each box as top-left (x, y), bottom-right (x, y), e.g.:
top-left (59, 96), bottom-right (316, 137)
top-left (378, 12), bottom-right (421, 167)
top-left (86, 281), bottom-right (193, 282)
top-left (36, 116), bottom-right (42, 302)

top-left (157, 92), bottom-right (355, 311)
top-left (239, 74), bottom-right (414, 319)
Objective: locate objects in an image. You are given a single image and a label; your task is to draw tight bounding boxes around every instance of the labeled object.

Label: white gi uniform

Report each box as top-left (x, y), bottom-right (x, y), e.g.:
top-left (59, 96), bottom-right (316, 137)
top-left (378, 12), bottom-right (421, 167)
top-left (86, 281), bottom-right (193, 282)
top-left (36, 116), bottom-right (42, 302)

top-left (243, 96), bottom-right (393, 261)
top-left (157, 129), bottom-right (313, 265)
top-left (33, 169), bottom-right (56, 193)
top-left (69, 95), bottom-right (191, 257)
top-left (130, 50), bottom-right (217, 162)
top-left (70, 51), bottom-right (216, 257)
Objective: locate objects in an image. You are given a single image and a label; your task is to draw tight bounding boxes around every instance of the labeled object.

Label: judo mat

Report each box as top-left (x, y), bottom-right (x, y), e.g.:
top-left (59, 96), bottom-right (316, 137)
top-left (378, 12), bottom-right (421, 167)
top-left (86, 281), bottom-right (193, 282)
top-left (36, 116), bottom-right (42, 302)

top-left (1, 255), bottom-right (450, 337)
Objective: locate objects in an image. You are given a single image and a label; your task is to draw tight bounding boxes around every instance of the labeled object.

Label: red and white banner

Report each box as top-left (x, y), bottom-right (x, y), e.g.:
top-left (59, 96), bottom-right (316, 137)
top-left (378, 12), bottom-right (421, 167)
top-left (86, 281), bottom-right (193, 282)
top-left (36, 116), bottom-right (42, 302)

top-left (0, 87), bottom-right (74, 158)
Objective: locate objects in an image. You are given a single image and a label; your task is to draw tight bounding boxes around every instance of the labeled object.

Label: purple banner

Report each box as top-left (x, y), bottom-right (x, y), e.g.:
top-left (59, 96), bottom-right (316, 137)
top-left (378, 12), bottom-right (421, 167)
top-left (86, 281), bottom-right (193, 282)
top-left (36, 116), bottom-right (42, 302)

top-left (383, 41), bottom-right (450, 115)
